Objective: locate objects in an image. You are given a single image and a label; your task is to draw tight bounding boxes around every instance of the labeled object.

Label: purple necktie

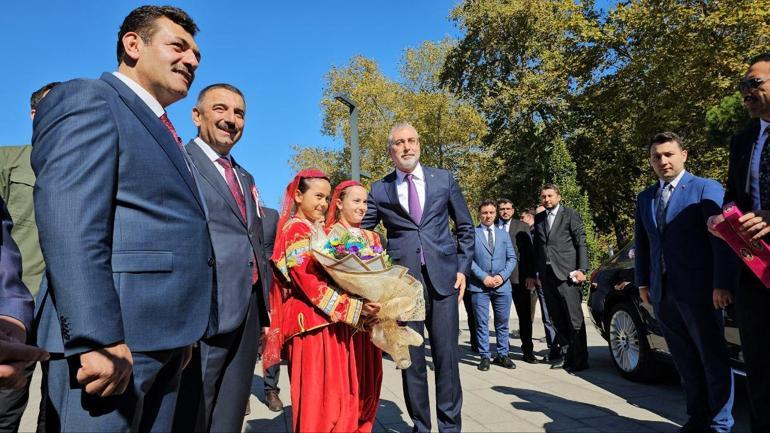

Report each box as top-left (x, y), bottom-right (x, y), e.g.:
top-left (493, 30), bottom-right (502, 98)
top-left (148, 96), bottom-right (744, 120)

top-left (406, 173), bottom-right (425, 265)
top-left (406, 174), bottom-right (422, 224)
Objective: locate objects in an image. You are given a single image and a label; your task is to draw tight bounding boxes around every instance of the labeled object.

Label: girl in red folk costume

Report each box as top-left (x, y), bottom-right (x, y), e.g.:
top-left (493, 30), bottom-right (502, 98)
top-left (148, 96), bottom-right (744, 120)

top-left (263, 170), bottom-right (380, 433)
top-left (325, 180), bottom-right (384, 433)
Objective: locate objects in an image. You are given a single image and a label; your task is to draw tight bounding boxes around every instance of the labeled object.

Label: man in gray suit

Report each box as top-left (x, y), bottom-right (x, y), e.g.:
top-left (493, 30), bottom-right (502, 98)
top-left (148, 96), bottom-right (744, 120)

top-left (174, 83), bottom-right (269, 432)
top-left (532, 184), bottom-right (589, 372)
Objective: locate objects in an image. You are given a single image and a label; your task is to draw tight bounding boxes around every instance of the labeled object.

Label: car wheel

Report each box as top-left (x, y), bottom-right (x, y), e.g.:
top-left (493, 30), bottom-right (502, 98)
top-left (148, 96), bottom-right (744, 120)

top-left (607, 302), bottom-right (657, 382)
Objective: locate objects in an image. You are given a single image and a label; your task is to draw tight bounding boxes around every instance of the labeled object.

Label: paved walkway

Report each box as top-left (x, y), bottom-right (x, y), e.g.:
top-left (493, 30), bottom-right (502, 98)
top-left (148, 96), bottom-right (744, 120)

top-left (21, 305), bottom-right (750, 432)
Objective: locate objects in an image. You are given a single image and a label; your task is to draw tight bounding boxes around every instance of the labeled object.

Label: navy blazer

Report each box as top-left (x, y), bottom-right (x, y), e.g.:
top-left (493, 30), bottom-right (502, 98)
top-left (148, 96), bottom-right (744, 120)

top-left (468, 225), bottom-right (516, 293)
top-left (32, 73), bottom-right (214, 356)
top-left (634, 171), bottom-right (738, 305)
top-left (0, 196), bottom-right (31, 330)
top-left (362, 166), bottom-right (474, 296)
top-left (187, 141), bottom-right (269, 335)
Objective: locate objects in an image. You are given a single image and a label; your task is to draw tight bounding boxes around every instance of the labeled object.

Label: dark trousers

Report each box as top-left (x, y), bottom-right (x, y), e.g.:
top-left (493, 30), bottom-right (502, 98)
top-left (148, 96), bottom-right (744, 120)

top-left (174, 292), bottom-right (260, 432)
top-left (402, 267), bottom-right (462, 433)
top-left (534, 284), bottom-right (558, 349)
top-left (511, 283), bottom-right (533, 355)
top-left (0, 362), bottom-right (35, 433)
top-left (734, 275), bottom-right (770, 432)
top-left (542, 266), bottom-right (588, 368)
top-left (263, 363), bottom-right (280, 393)
top-left (653, 289), bottom-right (734, 431)
top-left (43, 348), bottom-right (185, 432)
top-left (462, 290), bottom-right (478, 351)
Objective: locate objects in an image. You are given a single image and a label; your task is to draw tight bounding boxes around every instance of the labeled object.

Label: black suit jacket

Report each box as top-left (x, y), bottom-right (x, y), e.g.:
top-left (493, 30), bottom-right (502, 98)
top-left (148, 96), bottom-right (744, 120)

top-left (533, 206), bottom-right (589, 281)
top-left (498, 218), bottom-right (536, 285)
top-left (186, 140), bottom-right (269, 335)
top-left (724, 119), bottom-right (761, 211)
top-left (260, 207), bottom-right (279, 304)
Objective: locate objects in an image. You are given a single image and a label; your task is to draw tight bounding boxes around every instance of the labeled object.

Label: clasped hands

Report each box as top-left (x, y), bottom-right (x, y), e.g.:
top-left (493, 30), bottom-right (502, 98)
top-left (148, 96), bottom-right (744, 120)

top-left (483, 275), bottom-right (504, 288)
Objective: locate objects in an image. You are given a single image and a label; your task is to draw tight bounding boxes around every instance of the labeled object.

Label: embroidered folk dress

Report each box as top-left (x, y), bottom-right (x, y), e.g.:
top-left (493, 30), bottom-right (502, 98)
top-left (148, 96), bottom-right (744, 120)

top-left (271, 217), bottom-right (368, 433)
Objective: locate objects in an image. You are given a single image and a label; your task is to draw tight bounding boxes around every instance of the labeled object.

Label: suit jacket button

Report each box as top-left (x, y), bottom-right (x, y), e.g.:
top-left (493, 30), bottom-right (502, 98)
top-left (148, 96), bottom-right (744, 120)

top-left (208, 257), bottom-right (215, 267)
top-left (416, 248), bottom-right (421, 254)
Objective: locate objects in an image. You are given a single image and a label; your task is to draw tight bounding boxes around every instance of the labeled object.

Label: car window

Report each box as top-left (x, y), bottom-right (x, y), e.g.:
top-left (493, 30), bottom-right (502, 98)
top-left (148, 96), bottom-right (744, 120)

top-left (612, 242), bottom-right (635, 266)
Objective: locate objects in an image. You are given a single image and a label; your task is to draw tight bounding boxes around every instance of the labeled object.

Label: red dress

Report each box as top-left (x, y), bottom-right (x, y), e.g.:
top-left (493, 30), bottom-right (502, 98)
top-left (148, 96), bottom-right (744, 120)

top-left (272, 219), bottom-right (380, 432)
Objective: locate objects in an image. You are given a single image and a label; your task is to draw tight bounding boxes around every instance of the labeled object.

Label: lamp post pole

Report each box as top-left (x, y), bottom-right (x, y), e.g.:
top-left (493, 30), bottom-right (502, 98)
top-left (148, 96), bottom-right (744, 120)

top-left (333, 93), bottom-right (360, 181)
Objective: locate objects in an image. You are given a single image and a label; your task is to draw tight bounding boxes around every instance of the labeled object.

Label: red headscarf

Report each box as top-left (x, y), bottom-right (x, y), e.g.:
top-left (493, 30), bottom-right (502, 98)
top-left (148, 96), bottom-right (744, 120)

top-left (325, 180), bottom-right (363, 230)
top-left (263, 168), bottom-right (329, 371)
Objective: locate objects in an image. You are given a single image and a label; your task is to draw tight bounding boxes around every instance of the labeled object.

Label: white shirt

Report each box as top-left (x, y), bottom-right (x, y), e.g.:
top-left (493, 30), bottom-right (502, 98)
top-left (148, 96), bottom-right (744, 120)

top-left (659, 168), bottom-right (686, 191)
top-left (498, 219), bottom-right (511, 233)
top-left (395, 163), bottom-right (426, 214)
top-left (112, 72), bottom-right (164, 117)
top-left (546, 204), bottom-right (561, 229)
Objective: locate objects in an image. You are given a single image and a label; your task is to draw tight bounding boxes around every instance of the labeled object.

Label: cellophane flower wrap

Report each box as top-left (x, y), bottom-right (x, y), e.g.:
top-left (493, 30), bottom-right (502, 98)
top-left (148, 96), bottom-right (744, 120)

top-left (311, 224), bottom-right (426, 369)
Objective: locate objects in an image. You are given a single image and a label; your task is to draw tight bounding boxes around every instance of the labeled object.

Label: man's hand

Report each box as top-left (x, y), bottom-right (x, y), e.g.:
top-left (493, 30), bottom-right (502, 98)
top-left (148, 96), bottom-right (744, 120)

top-left (483, 276), bottom-right (496, 288)
top-left (361, 302), bottom-right (382, 330)
top-left (713, 288), bottom-right (733, 310)
top-left (707, 214), bottom-right (725, 240)
top-left (738, 210), bottom-right (770, 240)
top-left (492, 275), bottom-right (504, 287)
top-left (0, 316), bottom-right (26, 344)
top-left (455, 273), bottom-right (466, 305)
top-left (639, 286), bottom-right (651, 305)
top-left (0, 340), bottom-right (49, 389)
top-left (573, 270), bottom-right (587, 283)
top-left (77, 342), bottom-right (133, 397)
top-left (525, 277), bottom-right (537, 292)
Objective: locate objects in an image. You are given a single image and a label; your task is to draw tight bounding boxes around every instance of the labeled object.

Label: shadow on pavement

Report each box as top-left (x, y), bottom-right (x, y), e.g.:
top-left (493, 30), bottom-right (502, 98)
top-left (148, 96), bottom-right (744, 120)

top-left (374, 399), bottom-right (411, 432)
top-left (493, 385), bottom-right (679, 432)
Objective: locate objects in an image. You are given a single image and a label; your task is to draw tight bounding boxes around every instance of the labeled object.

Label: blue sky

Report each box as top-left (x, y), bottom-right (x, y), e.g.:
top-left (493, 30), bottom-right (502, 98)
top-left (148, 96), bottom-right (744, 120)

top-left (0, 1), bottom-right (614, 208)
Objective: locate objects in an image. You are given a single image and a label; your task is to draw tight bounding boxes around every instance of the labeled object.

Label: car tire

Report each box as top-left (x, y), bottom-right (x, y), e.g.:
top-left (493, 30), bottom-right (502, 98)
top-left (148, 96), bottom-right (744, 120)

top-left (607, 302), bottom-right (657, 382)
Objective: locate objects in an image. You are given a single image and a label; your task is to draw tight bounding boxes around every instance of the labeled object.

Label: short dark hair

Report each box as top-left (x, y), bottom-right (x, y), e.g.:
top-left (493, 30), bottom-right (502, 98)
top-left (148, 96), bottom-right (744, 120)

top-left (749, 52), bottom-right (770, 66)
top-left (496, 198), bottom-right (513, 207)
top-left (117, 5), bottom-right (198, 65)
top-left (540, 184), bottom-right (561, 195)
top-left (478, 199), bottom-right (497, 212)
top-left (196, 83), bottom-right (245, 107)
top-left (520, 208), bottom-right (535, 217)
top-left (30, 82), bottom-right (61, 110)
top-left (650, 131), bottom-right (683, 150)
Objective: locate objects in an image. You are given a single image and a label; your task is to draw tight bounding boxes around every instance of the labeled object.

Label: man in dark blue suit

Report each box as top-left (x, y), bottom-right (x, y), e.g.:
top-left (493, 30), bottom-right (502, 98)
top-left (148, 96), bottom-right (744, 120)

top-left (469, 199), bottom-right (516, 371)
top-left (362, 122), bottom-right (474, 433)
top-left (32, 6), bottom-right (213, 432)
top-left (0, 196), bottom-right (48, 390)
top-left (174, 83), bottom-right (269, 432)
top-left (635, 132), bottom-right (735, 433)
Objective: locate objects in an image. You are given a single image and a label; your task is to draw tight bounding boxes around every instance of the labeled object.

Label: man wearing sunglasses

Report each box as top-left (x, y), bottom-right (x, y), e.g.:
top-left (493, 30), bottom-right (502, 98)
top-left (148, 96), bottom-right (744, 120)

top-left (708, 52), bottom-right (770, 432)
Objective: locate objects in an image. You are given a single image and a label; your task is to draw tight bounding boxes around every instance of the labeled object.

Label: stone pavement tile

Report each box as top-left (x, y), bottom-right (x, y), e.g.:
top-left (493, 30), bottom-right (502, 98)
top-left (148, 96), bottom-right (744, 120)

top-left (460, 417), bottom-right (492, 432)
top-left (580, 414), bottom-right (679, 433)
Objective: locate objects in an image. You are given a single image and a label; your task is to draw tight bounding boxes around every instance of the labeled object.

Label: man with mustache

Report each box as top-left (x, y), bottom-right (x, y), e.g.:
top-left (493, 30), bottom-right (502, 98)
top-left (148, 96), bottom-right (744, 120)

top-left (32, 6), bottom-right (213, 431)
top-left (708, 52), bottom-right (770, 432)
top-left (173, 83), bottom-right (269, 432)
top-left (362, 122), bottom-right (474, 433)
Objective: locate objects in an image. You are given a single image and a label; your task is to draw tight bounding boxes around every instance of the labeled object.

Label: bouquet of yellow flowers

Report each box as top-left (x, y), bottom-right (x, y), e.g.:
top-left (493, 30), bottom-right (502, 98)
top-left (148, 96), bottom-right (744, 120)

top-left (312, 224), bottom-right (425, 369)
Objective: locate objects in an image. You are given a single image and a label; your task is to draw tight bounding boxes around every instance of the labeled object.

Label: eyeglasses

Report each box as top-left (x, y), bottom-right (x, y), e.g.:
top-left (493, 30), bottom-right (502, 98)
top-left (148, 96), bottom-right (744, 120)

top-left (739, 77), bottom-right (769, 93)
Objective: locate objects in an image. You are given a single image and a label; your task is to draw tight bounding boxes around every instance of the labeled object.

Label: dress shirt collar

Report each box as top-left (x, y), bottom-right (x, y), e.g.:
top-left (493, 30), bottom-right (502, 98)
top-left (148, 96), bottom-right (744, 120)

top-left (659, 169), bottom-right (686, 190)
top-left (112, 71), bottom-right (164, 117)
top-left (546, 204), bottom-right (561, 216)
top-left (194, 137), bottom-right (230, 163)
top-left (396, 163), bottom-right (424, 183)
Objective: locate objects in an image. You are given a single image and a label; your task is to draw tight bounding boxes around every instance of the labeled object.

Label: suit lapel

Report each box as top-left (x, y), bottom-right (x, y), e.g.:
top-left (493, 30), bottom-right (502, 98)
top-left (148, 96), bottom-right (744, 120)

top-left (478, 226), bottom-right (492, 253)
top-left (100, 73), bottom-right (204, 212)
top-left (187, 141), bottom-right (247, 227)
top-left (661, 172), bottom-right (692, 232)
top-left (420, 167), bottom-right (435, 226)
top-left (384, 171), bottom-right (415, 225)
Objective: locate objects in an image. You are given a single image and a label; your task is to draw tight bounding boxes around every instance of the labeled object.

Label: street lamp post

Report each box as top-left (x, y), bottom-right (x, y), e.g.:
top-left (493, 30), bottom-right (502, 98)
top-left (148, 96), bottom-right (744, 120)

top-left (333, 92), bottom-right (360, 181)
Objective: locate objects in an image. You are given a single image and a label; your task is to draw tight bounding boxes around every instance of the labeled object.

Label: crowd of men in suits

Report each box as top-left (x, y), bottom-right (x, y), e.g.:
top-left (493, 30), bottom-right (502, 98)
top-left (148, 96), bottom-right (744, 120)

top-left (1, 4), bottom-right (770, 433)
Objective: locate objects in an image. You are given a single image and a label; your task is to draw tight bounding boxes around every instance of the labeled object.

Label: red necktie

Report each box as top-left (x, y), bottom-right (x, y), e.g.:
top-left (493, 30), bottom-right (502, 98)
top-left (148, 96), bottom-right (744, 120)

top-left (159, 113), bottom-right (185, 154)
top-left (216, 157), bottom-right (258, 285)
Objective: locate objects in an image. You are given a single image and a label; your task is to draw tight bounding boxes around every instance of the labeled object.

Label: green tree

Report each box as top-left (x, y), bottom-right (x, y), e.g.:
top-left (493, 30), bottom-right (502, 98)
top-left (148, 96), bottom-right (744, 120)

top-left (291, 40), bottom-right (490, 209)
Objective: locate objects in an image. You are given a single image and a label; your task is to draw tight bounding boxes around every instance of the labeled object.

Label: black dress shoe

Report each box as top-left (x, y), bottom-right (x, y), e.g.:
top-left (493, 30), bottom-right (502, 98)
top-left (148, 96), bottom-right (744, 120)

top-left (549, 357), bottom-right (566, 369)
top-left (678, 420), bottom-right (711, 433)
top-left (265, 390), bottom-right (284, 412)
top-left (565, 363), bottom-right (589, 373)
top-left (493, 355), bottom-right (516, 369)
top-left (477, 357), bottom-right (491, 371)
top-left (522, 353), bottom-right (538, 364)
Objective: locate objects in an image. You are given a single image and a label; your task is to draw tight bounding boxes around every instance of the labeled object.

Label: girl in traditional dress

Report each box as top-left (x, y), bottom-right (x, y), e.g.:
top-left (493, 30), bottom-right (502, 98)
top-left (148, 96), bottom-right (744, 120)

top-left (325, 180), bottom-right (384, 433)
top-left (263, 170), bottom-right (379, 433)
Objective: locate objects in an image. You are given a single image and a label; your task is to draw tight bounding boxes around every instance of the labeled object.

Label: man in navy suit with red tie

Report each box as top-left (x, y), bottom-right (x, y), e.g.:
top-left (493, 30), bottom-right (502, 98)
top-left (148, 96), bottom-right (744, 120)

top-left (32, 6), bottom-right (213, 431)
top-left (362, 122), bottom-right (474, 433)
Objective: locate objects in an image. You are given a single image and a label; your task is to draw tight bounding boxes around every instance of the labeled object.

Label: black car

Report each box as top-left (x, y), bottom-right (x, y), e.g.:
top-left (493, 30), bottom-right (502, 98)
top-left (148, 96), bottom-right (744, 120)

top-left (587, 242), bottom-right (745, 382)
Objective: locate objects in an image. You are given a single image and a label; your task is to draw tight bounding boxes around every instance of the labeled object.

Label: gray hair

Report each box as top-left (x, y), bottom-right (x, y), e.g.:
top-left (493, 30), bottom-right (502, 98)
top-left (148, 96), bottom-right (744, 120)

top-left (387, 122), bottom-right (419, 147)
